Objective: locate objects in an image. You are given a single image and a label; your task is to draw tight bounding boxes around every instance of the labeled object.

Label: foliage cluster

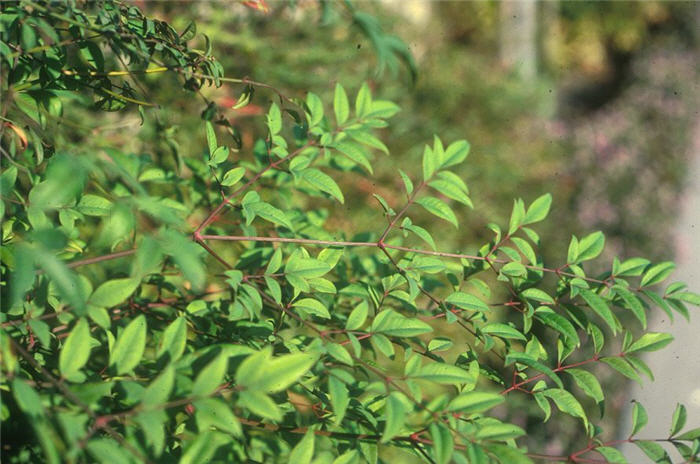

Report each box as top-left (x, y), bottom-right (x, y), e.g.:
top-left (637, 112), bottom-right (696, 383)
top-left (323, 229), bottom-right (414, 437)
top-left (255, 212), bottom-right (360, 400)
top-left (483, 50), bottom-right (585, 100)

top-left (1, 2), bottom-right (699, 463)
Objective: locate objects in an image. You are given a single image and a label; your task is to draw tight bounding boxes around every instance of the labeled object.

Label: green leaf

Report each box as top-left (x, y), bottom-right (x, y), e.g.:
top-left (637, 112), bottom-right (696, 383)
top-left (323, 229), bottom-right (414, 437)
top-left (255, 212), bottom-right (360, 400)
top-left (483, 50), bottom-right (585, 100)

top-left (371, 310), bottom-right (433, 337)
top-left (576, 231), bottom-right (605, 262)
top-left (110, 315), bottom-right (147, 374)
top-left (267, 103), bottom-right (282, 135)
top-left (289, 430), bottom-right (315, 464)
top-left (405, 224), bottom-right (436, 250)
top-left (221, 167), bottom-right (245, 187)
top-left (429, 422), bottom-right (454, 464)
top-left (209, 146), bottom-right (229, 165)
top-left (640, 262), bottom-right (675, 287)
top-left (205, 121), bottom-right (217, 155)
top-left (355, 83), bottom-right (372, 118)
top-left (298, 168), bottom-right (344, 203)
top-left (328, 374), bottom-right (349, 425)
top-left (236, 348), bottom-right (318, 393)
top-left (631, 401), bottom-right (648, 436)
top-left (416, 196), bottom-right (458, 227)
top-left (77, 194), bottom-right (113, 216)
top-left (428, 178), bottom-right (471, 206)
top-left (334, 84), bottom-right (349, 125)
top-left (87, 438), bottom-right (132, 464)
top-left (238, 390), bottom-right (281, 421)
top-left (326, 343), bottom-right (353, 366)
top-left (521, 288), bottom-right (555, 304)
top-left (566, 369), bottom-right (604, 404)
top-left (447, 391), bottom-right (504, 414)
top-left (670, 403), bottom-right (686, 437)
top-left (580, 289), bottom-right (618, 334)
top-left (89, 278), bottom-right (140, 308)
top-left (481, 323), bottom-right (527, 341)
top-left (293, 298), bottom-right (331, 319)
top-left (475, 423), bottom-right (525, 441)
top-left (334, 141), bottom-right (373, 174)
top-left (541, 388), bottom-right (588, 428)
top-left (626, 332), bottom-right (673, 354)
top-left (12, 379), bottom-right (45, 417)
top-left (181, 431), bottom-right (228, 464)
top-left (142, 366), bottom-right (174, 407)
top-left (192, 353), bottom-right (228, 397)
top-left (305, 92), bottom-right (324, 127)
top-left (414, 362), bottom-right (475, 385)
top-left (535, 311), bottom-right (580, 346)
top-left (157, 317), bottom-right (187, 362)
top-left (523, 193), bottom-right (552, 224)
top-left (346, 301), bottom-right (368, 330)
top-left (677, 427), bottom-right (700, 440)
top-left (613, 285), bottom-right (647, 329)
top-left (601, 357), bottom-right (640, 382)
top-left (506, 353), bottom-right (563, 388)
top-left (194, 398), bottom-right (242, 436)
top-left (595, 447), bottom-right (627, 464)
top-left (446, 292), bottom-right (490, 312)
top-left (59, 318), bottom-right (92, 381)
top-left (442, 139), bottom-right (470, 168)
top-left (399, 169), bottom-right (414, 195)
top-left (634, 441), bottom-right (671, 464)
top-left (243, 197), bottom-right (294, 230)
top-left (382, 392), bottom-right (406, 442)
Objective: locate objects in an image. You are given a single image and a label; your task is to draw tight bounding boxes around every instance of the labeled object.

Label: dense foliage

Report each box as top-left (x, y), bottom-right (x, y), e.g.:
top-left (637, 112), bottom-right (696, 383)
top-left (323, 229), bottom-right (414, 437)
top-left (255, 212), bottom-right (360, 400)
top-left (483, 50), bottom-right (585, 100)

top-left (1, 2), bottom-right (699, 463)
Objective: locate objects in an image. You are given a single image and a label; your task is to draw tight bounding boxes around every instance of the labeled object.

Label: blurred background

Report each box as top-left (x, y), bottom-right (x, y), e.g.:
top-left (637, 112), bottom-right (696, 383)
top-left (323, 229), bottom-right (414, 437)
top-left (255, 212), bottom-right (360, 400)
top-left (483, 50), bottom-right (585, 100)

top-left (49, 0), bottom-right (700, 460)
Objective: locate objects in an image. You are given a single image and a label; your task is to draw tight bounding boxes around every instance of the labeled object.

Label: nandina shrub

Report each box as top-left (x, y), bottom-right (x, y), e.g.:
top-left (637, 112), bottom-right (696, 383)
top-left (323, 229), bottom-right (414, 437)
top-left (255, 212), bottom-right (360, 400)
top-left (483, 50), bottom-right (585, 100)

top-left (1, 2), bottom-right (699, 463)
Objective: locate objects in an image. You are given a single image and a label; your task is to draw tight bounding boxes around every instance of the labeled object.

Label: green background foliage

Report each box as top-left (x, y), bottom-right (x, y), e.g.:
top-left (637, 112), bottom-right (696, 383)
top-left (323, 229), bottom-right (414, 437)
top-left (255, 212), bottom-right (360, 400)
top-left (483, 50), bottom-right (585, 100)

top-left (1, 1), bottom-right (699, 463)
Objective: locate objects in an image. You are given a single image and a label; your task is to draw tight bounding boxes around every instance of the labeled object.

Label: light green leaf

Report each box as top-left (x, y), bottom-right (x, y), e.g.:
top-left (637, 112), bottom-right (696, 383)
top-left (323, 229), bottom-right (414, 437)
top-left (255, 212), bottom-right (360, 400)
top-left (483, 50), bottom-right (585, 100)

top-left (293, 298), bottom-right (331, 319)
top-left (631, 401), bottom-right (648, 436)
top-left (267, 103), bottom-right (282, 135)
top-left (416, 196), bottom-right (458, 227)
top-left (355, 83), bottom-right (372, 118)
top-left (334, 141), bottom-right (373, 174)
top-left (626, 332), bottom-right (673, 354)
top-left (289, 429), bottom-right (315, 464)
top-left (192, 353), bottom-right (228, 397)
top-left (601, 356), bottom-right (640, 383)
top-left (566, 369), bottom-right (604, 404)
top-left (194, 398), bottom-right (242, 436)
top-left (59, 318), bottom-right (92, 380)
top-left (580, 289), bottom-right (618, 334)
top-left (142, 366), bottom-right (175, 407)
top-left (447, 391), bottom-right (504, 414)
top-left (506, 352), bottom-right (563, 388)
top-left (670, 403), bottom-right (686, 437)
top-left (521, 288), bottom-right (554, 304)
top-left (429, 422), bottom-right (454, 464)
top-left (221, 167), bottom-right (245, 187)
top-left (329, 374), bottom-right (349, 425)
top-left (89, 278), bottom-right (140, 308)
top-left (110, 315), bottom-right (147, 374)
top-left (77, 194), bottom-right (113, 216)
top-left (346, 301), bottom-right (368, 330)
top-left (475, 423), bottom-right (525, 441)
top-left (523, 193), bottom-right (552, 224)
top-left (414, 362), bottom-right (475, 385)
top-left (371, 310), bottom-right (433, 337)
top-left (238, 390), bottom-right (281, 421)
top-left (205, 121), bottom-right (217, 155)
top-left (157, 317), bottom-right (187, 362)
top-left (541, 388), bottom-right (588, 428)
top-left (446, 292), bottom-right (490, 312)
top-left (382, 392), bottom-right (406, 443)
top-left (298, 168), bottom-right (344, 203)
top-left (481, 323), bottom-right (526, 341)
top-left (334, 84), bottom-right (349, 125)
top-left (640, 262), bottom-right (675, 287)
